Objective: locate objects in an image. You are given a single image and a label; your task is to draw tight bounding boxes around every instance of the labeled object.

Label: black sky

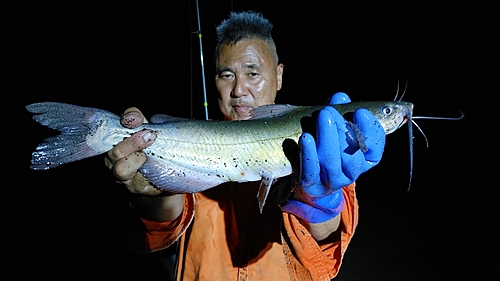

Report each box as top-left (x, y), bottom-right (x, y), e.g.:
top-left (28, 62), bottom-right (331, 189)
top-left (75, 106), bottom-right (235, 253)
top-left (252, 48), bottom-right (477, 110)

top-left (6, 1), bottom-right (497, 280)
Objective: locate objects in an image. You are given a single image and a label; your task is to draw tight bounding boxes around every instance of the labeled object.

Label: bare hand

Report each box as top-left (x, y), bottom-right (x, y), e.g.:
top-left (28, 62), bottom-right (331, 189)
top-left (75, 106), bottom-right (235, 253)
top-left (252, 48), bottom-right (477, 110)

top-left (104, 107), bottom-right (161, 195)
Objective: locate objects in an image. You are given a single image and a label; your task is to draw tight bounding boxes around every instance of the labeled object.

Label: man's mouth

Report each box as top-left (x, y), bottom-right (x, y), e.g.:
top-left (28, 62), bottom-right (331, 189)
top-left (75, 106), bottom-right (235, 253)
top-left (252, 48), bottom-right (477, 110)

top-left (232, 104), bottom-right (252, 112)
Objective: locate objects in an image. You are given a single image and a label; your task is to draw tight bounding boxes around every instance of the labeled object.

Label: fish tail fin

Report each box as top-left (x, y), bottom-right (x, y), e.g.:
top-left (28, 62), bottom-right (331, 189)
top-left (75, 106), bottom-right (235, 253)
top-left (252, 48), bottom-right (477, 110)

top-left (26, 102), bottom-right (121, 170)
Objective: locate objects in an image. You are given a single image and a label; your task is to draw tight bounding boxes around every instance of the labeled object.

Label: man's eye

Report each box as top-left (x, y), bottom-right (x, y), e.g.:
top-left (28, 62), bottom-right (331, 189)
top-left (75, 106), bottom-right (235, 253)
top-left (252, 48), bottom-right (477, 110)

top-left (219, 73), bottom-right (233, 79)
top-left (249, 72), bottom-right (259, 77)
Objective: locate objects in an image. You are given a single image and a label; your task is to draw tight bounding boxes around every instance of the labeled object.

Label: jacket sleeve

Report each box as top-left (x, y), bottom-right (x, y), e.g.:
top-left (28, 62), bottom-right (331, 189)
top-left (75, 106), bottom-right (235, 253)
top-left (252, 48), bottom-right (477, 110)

top-left (127, 194), bottom-right (195, 253)
top-left (281, 183), bottom-right (358, 280)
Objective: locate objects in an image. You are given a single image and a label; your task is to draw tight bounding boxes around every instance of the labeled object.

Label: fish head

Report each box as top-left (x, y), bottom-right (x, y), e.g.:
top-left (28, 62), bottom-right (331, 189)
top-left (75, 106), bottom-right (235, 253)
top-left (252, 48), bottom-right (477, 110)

top-left (367, 101), bottom-right (414, 134)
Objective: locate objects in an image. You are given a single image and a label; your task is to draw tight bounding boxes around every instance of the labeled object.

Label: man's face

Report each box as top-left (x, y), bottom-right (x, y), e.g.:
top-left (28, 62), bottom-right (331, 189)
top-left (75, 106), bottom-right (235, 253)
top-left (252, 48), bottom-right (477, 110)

top-left (215, 39), bottom-right (284, 120)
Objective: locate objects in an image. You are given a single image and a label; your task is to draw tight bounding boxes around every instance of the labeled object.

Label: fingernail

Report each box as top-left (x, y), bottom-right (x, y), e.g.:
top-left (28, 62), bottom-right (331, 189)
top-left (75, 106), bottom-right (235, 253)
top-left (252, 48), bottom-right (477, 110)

top-left (123, 112), bottom-right (140, 125)
top-left (142, 130), bottom-right (157, 143)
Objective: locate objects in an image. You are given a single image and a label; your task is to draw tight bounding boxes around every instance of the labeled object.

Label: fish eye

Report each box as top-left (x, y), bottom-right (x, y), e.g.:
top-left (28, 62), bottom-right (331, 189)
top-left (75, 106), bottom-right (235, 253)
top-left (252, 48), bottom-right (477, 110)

top-left (382, 106), bottom-right (392, 115)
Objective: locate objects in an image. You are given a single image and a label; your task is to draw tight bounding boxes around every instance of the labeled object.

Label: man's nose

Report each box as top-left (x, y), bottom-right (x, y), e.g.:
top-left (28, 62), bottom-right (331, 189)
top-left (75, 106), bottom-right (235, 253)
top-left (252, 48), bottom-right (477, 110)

top-left (231, 78), bottom-right (248, 97)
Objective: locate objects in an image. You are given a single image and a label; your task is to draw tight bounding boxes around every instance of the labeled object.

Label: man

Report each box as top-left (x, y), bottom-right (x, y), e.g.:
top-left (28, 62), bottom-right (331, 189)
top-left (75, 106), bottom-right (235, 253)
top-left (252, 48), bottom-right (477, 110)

top-left (105, 11), bottom-right (385, 280)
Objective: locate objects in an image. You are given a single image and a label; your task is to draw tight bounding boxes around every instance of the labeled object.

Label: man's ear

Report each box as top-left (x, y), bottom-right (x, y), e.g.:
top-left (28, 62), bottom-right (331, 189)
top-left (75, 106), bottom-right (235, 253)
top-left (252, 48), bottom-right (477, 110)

top-left (276, 63), bottom-right (284, 91)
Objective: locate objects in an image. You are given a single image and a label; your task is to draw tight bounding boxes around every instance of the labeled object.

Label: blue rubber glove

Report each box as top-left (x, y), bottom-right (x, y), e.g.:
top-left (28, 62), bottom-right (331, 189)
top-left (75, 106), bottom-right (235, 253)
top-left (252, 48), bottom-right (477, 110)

top-left (282, 92), bottom-right (386, 223)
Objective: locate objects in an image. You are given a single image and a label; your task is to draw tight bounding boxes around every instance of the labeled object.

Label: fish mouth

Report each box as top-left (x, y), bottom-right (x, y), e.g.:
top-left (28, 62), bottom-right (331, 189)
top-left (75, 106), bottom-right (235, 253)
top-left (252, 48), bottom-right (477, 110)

top-left (397, 103), bottom-right (413, 130)
top-left (396, 117), bottom-right (409, 130)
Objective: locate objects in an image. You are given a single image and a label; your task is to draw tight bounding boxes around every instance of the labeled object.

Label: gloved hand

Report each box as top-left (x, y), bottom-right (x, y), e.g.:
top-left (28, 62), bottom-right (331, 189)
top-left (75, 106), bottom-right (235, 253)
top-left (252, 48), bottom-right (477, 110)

top-left (282, 92), bottom-right (386, 223)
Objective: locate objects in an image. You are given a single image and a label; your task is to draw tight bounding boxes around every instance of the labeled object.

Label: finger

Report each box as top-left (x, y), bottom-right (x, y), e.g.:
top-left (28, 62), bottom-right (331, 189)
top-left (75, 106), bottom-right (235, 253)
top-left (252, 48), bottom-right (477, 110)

top-left (106, 130), bottom-right (157, 165)
top-left (299, 133), bottom-right (320, 186)
top-left (316, 107), bottom-right (352, 188)
top-left (327, 92), bottom-right (351, 105)
top-left (123, 172), bottom-right (162, 196)
top-left (353, 108), bottom-right (386, 163)
top-left (338, 109), bottom-right (385, 180)
top-left (150, 114), bottom-right (171, 124)
top-left (121, 107), bottom-right (148, 128)
top-left (113, 151), bottom-right (147, 181)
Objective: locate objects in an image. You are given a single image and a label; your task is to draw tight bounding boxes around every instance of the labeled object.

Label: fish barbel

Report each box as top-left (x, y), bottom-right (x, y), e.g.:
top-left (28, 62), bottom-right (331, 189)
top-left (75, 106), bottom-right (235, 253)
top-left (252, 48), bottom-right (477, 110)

top-left (27, 101), bottom-right (413, 211)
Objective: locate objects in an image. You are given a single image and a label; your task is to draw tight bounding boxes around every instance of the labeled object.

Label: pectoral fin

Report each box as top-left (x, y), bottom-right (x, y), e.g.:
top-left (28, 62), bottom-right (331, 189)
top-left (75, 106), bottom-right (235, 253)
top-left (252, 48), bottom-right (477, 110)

top-left (257, 171), bottom-right (275, 214)
top-left (345, 121), bottom-right (368, 154)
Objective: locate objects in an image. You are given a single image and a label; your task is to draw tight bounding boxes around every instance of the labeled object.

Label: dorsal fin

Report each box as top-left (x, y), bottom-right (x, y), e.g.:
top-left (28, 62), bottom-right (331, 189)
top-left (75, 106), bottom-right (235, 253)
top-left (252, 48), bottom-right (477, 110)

top-left (249, 104), bottom-right (298, 119)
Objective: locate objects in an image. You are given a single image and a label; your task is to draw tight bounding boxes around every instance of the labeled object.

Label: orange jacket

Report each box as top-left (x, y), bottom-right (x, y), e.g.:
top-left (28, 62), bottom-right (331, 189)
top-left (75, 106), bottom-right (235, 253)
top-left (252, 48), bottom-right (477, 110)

top-left (128, 182), bottom-right (358, 281)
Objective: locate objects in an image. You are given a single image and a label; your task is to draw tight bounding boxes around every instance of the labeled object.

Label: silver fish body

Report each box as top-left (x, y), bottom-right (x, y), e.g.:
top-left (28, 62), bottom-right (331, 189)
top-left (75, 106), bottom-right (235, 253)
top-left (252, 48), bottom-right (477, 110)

top-left (27, 101), bottom-right (412, 209)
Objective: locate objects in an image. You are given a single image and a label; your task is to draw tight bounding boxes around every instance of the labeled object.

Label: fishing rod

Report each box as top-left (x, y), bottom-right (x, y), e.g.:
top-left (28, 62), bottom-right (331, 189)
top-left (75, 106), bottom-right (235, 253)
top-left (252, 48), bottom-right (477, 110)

top-left (191, 0), bottom-right (209, 120)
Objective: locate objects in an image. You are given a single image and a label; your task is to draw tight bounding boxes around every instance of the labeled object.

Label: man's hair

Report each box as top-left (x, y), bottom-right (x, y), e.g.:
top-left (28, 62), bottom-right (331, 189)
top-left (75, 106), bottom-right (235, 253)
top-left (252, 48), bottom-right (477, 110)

top-left (215, 11), bottom-right (279, 66)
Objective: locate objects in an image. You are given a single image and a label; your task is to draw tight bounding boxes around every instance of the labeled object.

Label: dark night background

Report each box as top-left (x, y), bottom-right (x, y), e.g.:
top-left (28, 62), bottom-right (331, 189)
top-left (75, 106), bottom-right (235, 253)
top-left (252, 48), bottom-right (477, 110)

top-left (5, 1), bottom-right (497, 280)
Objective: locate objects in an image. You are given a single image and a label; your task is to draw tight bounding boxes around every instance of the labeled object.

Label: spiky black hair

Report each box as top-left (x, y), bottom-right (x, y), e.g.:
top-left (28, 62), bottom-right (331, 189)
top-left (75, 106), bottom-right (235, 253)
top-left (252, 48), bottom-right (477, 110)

top-left (215, 11), bottom-right (279, 66)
